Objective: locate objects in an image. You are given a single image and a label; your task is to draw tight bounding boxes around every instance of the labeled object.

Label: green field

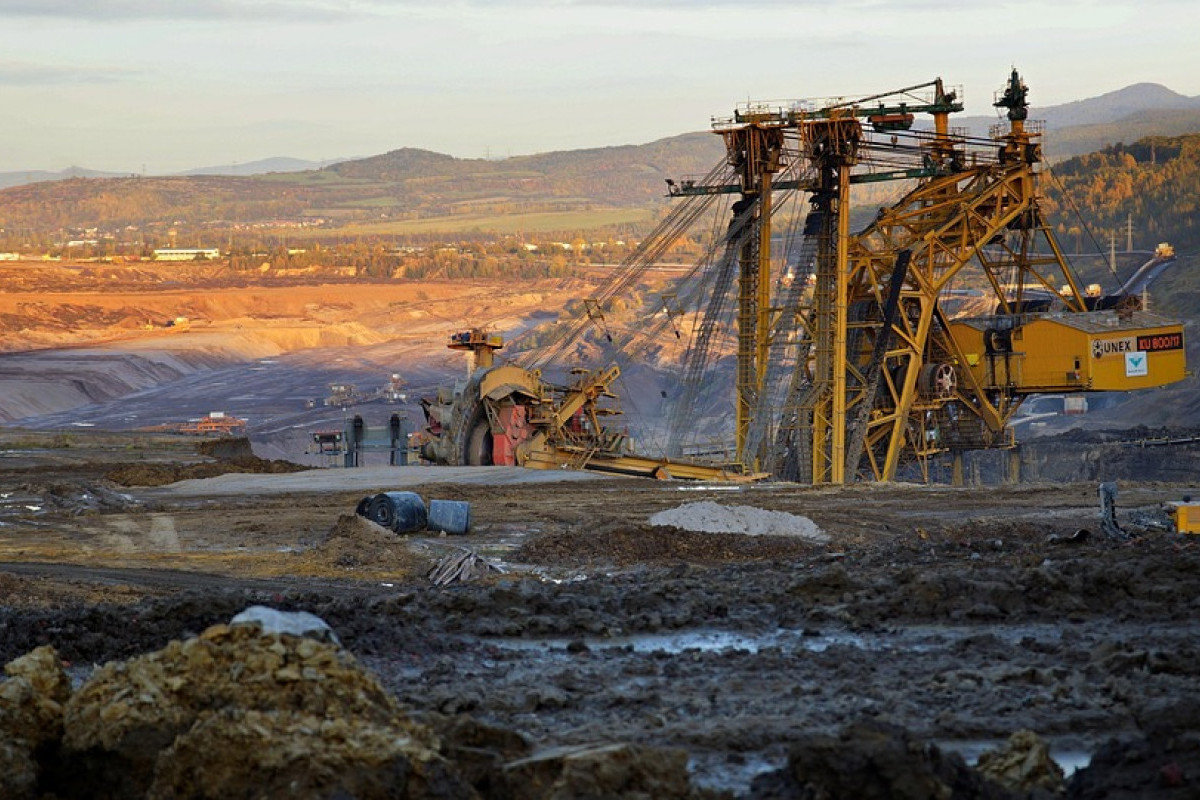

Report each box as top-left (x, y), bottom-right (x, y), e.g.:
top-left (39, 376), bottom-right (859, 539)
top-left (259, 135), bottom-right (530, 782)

top-left (298, 206), bottom-right (655, 236)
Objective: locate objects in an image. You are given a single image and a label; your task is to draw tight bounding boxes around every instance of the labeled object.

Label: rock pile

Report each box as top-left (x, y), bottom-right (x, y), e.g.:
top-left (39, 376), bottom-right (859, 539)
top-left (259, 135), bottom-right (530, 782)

top-left (1, 613), bottom-right (467, 799)
top-left (0, 609), bottom-right (703, 800)
top-left (649, 500), bottom-right (829, 543)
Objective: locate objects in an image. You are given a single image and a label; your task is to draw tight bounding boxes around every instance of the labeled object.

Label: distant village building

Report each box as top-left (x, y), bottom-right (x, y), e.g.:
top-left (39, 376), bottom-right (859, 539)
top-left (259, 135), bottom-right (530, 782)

top-left (0, 253), bottom-right (20, 261)
top-left (152, 248), bottom-right (221, 261)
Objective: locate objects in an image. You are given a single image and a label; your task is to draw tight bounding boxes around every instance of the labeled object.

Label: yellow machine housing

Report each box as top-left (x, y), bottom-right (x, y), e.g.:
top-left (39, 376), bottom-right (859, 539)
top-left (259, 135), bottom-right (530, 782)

top-left (1172, 504), bottom-right (1200, 534)
top-left (950, 310), bottom-right (1186, 393)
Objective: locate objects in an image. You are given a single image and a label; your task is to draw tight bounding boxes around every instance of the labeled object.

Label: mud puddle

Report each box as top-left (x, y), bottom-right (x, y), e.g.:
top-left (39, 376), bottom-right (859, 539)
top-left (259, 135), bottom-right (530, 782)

top-left (475, 619), bottom-right (1166, 657)
top-left (479, 627), bottom-right (867, 654)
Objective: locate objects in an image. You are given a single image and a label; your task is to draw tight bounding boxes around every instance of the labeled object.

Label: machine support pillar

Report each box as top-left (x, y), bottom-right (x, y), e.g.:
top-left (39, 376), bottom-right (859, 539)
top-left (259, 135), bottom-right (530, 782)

top-left (735, 210), bottom-right (758, 464)
top-left (830, 164), bottom-right (851, 484)
top-left (1007, 447), bottom-right (1021, 485)
top-left (751, 173), bottom-right (774, 470)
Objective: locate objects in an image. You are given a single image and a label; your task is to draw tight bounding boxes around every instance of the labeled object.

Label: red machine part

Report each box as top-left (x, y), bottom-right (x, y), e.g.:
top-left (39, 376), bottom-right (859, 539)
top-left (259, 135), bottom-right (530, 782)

top-left (492, 404), bottom-right (533, 466)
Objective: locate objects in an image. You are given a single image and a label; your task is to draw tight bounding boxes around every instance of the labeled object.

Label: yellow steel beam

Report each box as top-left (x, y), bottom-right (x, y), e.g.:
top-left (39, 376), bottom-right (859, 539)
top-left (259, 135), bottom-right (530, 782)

top-left (752, 171), bottom-right (773, 470)
top-left (831, 163), bottom-right (851, 483)
top-left (521, 445), bottom-right (766, 482)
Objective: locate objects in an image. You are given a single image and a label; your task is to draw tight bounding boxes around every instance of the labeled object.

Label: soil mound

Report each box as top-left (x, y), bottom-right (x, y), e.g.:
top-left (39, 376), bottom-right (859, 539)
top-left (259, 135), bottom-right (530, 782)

top-left (106, 454), bottom-right (309, 487)
top-left (515, 518), bottom-right (823, 568)
top-left (305, 513), bottom-right (435, 576)
top-left (50, 619), bottom-right (468, 799)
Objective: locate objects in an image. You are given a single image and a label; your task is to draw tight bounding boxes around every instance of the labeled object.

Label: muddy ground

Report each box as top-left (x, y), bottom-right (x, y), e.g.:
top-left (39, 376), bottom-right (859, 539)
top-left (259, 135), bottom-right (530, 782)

top-left (1, 429), bottom-right (1199, 797)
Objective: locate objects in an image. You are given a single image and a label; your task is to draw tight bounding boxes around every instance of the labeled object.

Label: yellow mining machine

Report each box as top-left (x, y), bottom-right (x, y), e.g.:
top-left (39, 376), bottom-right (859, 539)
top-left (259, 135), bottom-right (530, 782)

top-left (665, 70), bottom-right (1186, 483)
top-left (418, 329), bottom-right (753, 480)
top-left (419, 72), bottom-right (1186, 484)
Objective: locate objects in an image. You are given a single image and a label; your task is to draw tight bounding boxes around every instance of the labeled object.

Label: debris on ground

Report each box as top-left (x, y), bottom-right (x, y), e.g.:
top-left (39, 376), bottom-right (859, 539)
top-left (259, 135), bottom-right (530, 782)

top-left (428, 547), bottom-right (506, 586)
top-left (229, 605), bottom-right (340, 643)
top-left (649, 500), bottom-right (829, 543)
top-left (1047, 529), bottom-right (1091, 545)
top-left (1098, 482), bottom-right (1128, 541)
top-left (975, 729), bottom-right (1066, 795)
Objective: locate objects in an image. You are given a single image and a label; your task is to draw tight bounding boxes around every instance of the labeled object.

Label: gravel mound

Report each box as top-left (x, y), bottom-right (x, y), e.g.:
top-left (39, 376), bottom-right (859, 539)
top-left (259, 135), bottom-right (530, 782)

top-left (649, 500), bottom-right (829, 543)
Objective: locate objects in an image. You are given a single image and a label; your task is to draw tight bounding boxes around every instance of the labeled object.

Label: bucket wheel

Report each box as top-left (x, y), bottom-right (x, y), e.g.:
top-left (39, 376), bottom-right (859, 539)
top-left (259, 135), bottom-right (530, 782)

top-left (466, 419), bottom-right (494, 466)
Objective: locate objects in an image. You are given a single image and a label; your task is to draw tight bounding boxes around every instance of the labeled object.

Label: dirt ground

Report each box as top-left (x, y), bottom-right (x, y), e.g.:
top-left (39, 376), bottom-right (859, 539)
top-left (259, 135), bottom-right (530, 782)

top-left (2, 428), bottom-right (1199, 797)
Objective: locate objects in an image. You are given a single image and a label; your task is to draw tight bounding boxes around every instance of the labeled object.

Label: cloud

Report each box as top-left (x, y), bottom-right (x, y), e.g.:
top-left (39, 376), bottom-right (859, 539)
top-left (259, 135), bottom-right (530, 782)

top-left (0, 0), bottom-right (856, 21)
top-left (0, 62), bottom-right (139, 85)
top-left (0, 0), bottom-right (367, 21)
top-left (0, 0), bottom-right (1171, 24)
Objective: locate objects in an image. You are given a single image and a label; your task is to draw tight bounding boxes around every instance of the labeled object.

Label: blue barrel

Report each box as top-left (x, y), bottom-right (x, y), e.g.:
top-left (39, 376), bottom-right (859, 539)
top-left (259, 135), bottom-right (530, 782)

top-left (367, 491), bottom-right (427, 534)
top-left (427, 499), bottom-right (471, 535)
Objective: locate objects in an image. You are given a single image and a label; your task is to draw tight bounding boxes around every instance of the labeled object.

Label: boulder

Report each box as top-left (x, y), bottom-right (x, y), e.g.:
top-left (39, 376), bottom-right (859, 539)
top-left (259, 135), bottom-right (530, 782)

top-left (501, 742), bottom-right (693, 800)
top-left (428, 713), bottom-right (532, 796)
top-left (229, 605), bottom-right (340, 643)
top-left (976, 730), bottom-right (1065, 795)
top-left (749, 720), bottom-right (1017, 800)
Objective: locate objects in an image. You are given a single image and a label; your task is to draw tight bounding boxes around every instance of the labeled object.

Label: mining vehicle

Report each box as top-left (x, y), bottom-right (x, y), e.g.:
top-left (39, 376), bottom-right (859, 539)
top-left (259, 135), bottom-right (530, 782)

top-left (418, 329), bottom-right (752, 480)
top-left (418, 72), bottom-right (1187, 484)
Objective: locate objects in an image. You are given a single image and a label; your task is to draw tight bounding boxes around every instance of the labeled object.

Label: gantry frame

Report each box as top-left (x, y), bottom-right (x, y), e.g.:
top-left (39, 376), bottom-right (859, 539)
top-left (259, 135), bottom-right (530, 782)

top-left (674, 72), bottom-right (1092, 482)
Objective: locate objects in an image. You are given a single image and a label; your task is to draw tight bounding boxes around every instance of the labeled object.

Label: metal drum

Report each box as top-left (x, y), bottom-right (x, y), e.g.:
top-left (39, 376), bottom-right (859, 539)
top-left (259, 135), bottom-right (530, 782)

top-left (366, 491), bottom-right (427, 533)
top-left (427, 499), bottom-right (471, 535)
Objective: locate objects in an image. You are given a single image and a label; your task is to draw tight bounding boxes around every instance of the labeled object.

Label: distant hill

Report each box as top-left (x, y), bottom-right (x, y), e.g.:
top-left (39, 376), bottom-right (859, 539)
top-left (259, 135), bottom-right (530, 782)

top-left (1040, 83), bottom-right (1200, 128)
top-left (0, 132), bottom-right (725, 235)
top-left (0, 166), bottom-right (130, 190)
top-left (0, 158), bottom-right (351, 188)
top-left (4, 81), bottom-right (1200, 239)
top-left (178, 156), bottom-right (348, 177)
top-left (1043, 108), bottom-right (1200, 160)
top-left (951, 82), bottom-right (1200, 159)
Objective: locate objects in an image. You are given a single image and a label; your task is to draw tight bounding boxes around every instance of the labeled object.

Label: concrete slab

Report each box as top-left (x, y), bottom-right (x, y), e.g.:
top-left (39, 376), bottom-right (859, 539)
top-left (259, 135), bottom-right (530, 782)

top-left (141, 465), bottom-right (613, 498)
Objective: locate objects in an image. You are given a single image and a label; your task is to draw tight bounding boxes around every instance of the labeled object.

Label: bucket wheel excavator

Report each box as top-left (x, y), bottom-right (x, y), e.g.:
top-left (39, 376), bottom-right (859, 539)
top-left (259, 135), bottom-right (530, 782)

top-left (418, 71), bottom-right (1187, 484)
top-left (418, 329), bottom-right (753, 480)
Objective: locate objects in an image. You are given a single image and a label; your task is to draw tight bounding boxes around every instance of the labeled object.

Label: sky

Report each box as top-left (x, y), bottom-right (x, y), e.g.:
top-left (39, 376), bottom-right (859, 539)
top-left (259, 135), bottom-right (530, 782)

top-left (0, 0), bottom-right (1197, 173)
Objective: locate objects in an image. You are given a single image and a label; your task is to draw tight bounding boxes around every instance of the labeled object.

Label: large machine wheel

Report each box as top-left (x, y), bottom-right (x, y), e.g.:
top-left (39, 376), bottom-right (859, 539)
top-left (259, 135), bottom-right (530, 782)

top-left (918, 363), bottom-right (957, 399)
top-left (466, 420), bottom-right (494, 466)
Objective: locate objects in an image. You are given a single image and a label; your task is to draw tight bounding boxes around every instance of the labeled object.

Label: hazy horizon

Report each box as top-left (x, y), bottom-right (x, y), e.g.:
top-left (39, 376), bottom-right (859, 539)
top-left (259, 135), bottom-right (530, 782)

top-left (1, 0), bottom-right (1197, 174)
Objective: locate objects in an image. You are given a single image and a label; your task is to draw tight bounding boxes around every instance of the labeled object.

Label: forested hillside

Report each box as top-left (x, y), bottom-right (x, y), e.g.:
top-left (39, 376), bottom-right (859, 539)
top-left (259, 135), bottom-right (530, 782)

top-left (1042, 134), bottom-right (1200, 314)
top-left (1045, 135), bottom-right (1200, 248)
